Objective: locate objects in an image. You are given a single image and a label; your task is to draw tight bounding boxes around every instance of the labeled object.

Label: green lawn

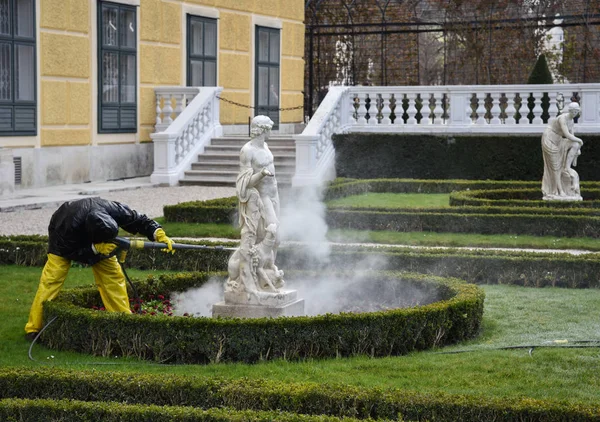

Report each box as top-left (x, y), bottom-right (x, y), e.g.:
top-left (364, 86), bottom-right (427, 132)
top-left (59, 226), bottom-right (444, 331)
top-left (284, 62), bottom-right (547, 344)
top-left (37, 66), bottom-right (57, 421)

top-left (152, 193), bottom-right (600, 251)
top-left (2, 264), bottom-right (600, 405)
top-left (326, 192), bottom-right (451, 208)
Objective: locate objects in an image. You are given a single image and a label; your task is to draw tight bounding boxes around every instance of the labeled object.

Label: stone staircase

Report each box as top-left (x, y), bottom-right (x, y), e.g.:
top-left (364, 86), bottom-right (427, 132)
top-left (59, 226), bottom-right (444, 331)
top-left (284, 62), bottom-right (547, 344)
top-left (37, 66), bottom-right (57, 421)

top-left (179, 135), bottom-right (296, 187)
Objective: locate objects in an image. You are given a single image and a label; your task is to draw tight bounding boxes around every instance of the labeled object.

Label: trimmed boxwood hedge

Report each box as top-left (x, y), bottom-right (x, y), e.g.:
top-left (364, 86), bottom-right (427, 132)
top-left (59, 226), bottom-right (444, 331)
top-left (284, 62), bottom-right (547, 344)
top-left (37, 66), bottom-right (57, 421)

top-left (39, 271), bottom-right (484, 364)
top-left (322, 247), bottom-right (600, 288)
top-left (331, 134), bottom-right (600, 181)
top-left (0, 398), bottom-right (353, 422)
top-left (1, 368), bottom-right (600, 421)
top-left (164, 197), bottom-right (237, 224)
top-left (325, 209), bottom-right (600, 237)
top-left (0, 235), bottom-right (234, 270)
top-left (3, 236), bottom-right (600, 288)
top-left (323, 178), bottom-right (545, 201)
top-left (158, 179), bottom-right (600, 237)
top-left (450, 188), bottom-right (600, 208)
top-left (322, 179), bottom-right (600, 237)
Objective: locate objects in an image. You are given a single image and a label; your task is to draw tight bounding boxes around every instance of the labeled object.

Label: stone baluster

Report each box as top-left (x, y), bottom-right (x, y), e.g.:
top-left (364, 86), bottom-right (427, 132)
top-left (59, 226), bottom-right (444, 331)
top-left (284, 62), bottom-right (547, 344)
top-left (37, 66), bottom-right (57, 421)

top-left (192, 112), bottom-right (200, 143)
top-left (155, 93), bottom-right (162, 127)
top-left (421, 94), bottom-right (431, 124)
top-left (349, 95), bottom-right (357, 125)
top-left (368, 94), bottom-right (378, 125)
top-left (532, 92), bottom-right (543, 124)
top-left (173, 93), bottom-right (185, 120)
top-left (505, 92), bottom-right (516, 125)
top-left (162, 95), bottom-right (174, 126)
top-left (548, 91), bottom-right (558, 122)
top-left (476, 93), bottom-right (487, 125)
top-left (381, 93), bottom-right (392, 125)
top-left (174, 131), bottom-right (183, 165)
top-left (356, 93), bottom-right (368, 125)
top-left (490, 93), bottom-right (501, 124)
top-left (407, 93), bottom-right (417, 125)
top-left (433, 93), bottom-right (444, 124)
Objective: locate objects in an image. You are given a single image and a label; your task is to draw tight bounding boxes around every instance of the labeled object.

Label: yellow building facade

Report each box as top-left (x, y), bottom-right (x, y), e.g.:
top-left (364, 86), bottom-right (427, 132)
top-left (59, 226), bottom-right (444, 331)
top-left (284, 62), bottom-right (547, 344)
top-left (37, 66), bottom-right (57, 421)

top-left (0, 0), bottom-right (305, 190)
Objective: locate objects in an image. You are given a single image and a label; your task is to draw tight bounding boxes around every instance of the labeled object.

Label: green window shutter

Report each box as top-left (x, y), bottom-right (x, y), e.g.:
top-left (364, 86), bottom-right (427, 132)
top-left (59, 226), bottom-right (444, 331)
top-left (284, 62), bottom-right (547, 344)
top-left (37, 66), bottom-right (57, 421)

top-left (98, 1), bottom-right (137, 133)
top-left (0, 0), bottom-right (36, 136)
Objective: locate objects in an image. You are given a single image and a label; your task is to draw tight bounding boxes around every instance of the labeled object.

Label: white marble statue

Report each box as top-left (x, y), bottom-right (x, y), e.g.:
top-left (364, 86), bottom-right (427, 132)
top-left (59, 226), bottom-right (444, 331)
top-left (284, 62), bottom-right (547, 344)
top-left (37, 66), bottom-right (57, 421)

top-left (225, 115), bottom-right (285, 299)
top-left (541, 102), bottom-right (583, 201)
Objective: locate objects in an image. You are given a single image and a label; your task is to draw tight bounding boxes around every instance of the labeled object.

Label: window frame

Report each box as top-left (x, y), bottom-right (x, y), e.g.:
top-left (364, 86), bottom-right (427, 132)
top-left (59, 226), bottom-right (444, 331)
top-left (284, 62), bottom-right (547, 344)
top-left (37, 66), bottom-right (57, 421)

top-left (254, 25), bottom-right (280, 130)
top-left (0, 0), bottom-right (37, 137)
top-left (186, 14), bottom-right (217, 87)
top-left (97, 0), bottom-right (137, 134)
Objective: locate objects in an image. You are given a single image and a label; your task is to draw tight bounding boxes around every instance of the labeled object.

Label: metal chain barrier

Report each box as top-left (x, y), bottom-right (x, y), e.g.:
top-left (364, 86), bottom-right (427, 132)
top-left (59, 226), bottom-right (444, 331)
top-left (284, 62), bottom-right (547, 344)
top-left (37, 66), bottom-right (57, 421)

top-left (216, 95), bottom-right (304, 111)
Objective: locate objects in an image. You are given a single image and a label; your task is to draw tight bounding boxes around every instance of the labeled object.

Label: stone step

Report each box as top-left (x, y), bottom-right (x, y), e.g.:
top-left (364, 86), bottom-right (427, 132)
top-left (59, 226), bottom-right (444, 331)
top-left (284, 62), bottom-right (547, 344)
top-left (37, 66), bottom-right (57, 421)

top-left (197, 152), bottom-right (296, 162)
top-left (191, 161), bottom-right (296, 171)
top-left (211, 137), bottom-right (295, 147)
top-left (180, 174), bottom-right (293, 187)
top-left (184, 169), bottom-right (294, 179)
top-left (204, 144), bottom-right (295, 153)
top-left (180, 135), bottom-right (296, 187)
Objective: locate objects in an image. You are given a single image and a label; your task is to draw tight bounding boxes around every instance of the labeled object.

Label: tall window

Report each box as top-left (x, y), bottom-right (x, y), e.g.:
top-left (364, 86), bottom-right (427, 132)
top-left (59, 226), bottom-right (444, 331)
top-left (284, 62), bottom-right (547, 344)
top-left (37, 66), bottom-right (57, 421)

top-left (186, 15), bottom-right (216, 87)
top-left (0, 0), bottom-right (36, 136)
top-left (98, 1), bottom-right (136, 133)
top-left (255, 26), bottom-right (279, 129)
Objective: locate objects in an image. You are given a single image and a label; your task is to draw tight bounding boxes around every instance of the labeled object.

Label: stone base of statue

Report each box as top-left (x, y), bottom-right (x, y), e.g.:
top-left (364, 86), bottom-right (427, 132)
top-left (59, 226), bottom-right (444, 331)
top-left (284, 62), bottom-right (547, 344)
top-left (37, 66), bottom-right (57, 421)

top-left (543, 194), bottom-right (582, 201)
top-left (212, 289), bottom-right (305, 318)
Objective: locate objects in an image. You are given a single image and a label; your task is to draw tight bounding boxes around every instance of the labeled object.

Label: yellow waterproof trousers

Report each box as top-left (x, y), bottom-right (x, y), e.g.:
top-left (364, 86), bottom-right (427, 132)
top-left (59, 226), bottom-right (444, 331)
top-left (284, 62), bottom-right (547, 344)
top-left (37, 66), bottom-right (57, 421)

top-left (25, 253), bottom-right (131, 334)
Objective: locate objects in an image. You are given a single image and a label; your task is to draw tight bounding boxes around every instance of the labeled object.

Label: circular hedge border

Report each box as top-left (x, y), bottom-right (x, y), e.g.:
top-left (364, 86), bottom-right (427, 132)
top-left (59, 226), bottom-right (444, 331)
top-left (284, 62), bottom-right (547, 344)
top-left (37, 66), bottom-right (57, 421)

top-left (450, 188), bottom-right (600, 209)
top-left (40, 271), bottom-right (484, 364)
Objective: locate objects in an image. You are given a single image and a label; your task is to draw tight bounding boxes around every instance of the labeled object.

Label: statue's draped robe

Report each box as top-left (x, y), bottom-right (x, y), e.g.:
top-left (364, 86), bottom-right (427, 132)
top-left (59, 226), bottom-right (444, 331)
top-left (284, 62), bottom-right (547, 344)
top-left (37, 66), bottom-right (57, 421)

top-left (226, 166), bottom-right (266, 293)
top-left (541, 119), bottom-right (568, 197)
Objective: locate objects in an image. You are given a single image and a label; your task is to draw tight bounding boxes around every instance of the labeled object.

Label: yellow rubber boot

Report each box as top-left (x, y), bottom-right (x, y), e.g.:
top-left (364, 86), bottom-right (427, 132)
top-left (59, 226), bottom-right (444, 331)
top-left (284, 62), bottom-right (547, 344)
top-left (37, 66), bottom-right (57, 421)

top-left (25, 254), bottom-right (71, 334)
top-left (92, 256), bottom-right (132, 313)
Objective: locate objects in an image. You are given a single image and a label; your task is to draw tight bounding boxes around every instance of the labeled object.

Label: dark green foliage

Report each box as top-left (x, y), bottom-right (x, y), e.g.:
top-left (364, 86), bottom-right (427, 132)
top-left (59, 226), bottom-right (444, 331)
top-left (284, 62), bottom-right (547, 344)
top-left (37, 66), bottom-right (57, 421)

top-left (4, 229), bottom-right (600, 288)
top-left (450, 188), bottom-right (600, 209)
top-left (324, 178), bottom-right (542, 201)
top-left (0, 398), bottom-right (354, 422)
top-left (331, 134), bottom-right (600, 180)
top-left (39, 271), bottom-right (484, 364)
top-left (1, 368), bottom-right (600, 421)
top-left (321, 246), bottom-right (600, 288)
top-left (164, 197), bottom-right (237, 224)
top-left (0, 237), bottom-right (233, 271)
top-left (527, 54), bottom-right (554, 84)
top-left (323, 180), bottom-right (600, 238)
top-left (326, 209), bottom-right (600, 238)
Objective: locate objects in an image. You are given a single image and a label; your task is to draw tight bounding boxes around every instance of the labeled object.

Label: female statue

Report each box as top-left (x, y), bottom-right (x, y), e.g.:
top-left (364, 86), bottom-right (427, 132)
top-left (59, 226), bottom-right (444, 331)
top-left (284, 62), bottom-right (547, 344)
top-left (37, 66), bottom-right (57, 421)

top-left (226, 115), bottom-right (284, 297)
top-left (541, 102), bottom-right (583, 200)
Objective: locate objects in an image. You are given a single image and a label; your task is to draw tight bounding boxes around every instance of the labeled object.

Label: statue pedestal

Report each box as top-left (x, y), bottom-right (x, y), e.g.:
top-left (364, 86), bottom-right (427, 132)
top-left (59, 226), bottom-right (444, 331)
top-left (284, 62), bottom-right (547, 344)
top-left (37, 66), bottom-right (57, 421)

top-left (212, 289), bottom-right (305, 318)
top-left (543, 194), bottom-right (582, 201)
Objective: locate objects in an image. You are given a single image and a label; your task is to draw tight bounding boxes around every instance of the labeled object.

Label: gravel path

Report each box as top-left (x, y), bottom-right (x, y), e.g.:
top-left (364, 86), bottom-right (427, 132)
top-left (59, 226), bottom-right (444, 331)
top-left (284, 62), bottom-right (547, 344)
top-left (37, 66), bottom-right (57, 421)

top-left (0, 186), bottom-right (235, 236)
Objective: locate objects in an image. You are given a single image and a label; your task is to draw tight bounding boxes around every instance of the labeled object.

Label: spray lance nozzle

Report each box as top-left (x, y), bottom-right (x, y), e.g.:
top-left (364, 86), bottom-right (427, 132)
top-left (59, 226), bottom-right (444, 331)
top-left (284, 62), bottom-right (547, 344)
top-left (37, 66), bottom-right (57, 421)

top-left (110, 236), bottom-right (227, 263)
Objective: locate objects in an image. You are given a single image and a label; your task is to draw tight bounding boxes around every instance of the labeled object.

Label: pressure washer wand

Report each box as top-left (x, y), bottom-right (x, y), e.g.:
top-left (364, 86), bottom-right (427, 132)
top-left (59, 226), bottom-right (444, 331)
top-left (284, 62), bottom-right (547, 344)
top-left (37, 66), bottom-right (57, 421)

top-left (112, 236), bottom-right (230, 263)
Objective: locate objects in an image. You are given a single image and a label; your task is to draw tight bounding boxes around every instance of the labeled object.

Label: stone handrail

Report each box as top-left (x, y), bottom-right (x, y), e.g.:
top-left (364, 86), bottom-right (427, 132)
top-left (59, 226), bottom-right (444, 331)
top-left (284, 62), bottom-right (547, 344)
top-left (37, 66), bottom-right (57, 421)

top-left (292, 86), bottom-right (348, 187)
top-left (292, 83), bottom-right (600, 187)
top-left (150, 87), bottom-right (223, 186)
top-left (154, 87), bottom-right (201, 133)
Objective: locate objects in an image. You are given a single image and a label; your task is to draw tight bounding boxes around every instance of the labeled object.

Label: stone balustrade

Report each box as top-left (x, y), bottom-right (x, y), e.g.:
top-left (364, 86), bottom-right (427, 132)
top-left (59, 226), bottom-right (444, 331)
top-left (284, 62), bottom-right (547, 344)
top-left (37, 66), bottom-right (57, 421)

top-left (154, 87), bottom-right (201, 133)
top-left (151, 87), bottom-right (223, 186)
top-left (293, 83), bottom-right (600, 187)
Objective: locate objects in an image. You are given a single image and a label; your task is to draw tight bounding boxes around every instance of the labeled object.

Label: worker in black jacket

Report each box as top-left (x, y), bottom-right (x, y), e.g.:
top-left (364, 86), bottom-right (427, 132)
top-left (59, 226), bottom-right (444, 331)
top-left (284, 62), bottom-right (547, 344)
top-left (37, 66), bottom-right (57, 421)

top-left (24, 197), bottom-right (173, 339)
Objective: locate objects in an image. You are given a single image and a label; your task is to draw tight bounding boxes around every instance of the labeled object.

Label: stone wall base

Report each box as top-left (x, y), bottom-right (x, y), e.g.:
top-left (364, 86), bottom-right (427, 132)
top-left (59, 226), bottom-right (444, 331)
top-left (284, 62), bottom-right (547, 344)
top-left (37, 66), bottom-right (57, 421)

top-left (12, 143), bottom-right (153, 189)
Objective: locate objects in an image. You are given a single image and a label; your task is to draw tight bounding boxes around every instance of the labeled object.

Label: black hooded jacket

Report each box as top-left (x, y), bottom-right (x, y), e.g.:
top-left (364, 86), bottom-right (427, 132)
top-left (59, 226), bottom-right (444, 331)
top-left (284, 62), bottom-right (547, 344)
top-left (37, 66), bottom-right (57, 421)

top-left (47, 197), bottom-right (161, 265)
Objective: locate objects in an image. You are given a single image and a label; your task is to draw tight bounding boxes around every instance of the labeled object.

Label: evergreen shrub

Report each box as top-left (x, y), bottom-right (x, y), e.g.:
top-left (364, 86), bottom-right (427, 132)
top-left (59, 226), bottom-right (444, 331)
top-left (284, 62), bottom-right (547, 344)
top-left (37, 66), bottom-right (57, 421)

top-left (1, 368), bottom-right (599, 421)
top-left (331, 134), bottom-right (600, 180)
top-left (40, 271), bottom-right (484, 364)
